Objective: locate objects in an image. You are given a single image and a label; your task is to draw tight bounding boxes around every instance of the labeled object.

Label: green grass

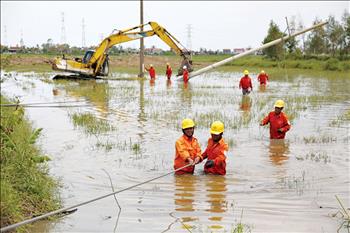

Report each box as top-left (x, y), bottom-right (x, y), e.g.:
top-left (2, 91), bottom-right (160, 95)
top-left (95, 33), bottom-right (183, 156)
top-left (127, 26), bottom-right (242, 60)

top-left (0, 95), bottom-right (60, 231)
top-left (70, 112), bottom-right (116, 135)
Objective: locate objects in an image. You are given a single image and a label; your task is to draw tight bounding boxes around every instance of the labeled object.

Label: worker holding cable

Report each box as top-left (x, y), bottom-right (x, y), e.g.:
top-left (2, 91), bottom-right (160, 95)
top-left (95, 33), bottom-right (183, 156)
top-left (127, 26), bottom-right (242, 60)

top-left (174, 118), bottom-right (202, 175)
top-left (200, 121), bottom-right (228, 175)
top-left (260, 100), bottom-right (291, 139)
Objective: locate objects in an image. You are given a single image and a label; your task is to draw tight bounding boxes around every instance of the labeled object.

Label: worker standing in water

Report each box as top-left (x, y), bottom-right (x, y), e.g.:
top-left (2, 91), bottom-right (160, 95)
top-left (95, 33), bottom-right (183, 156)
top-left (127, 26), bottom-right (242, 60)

top-left (200, 121), bottom-right (228, 175)
top-left (239, 70), bottom-right (253, 95)
top-left (145, 64), bottom-right (156, 79)
top-left (183, 66), bottom-right (189, 83)
top-left (260, 100), bottom-right (291, 139)
top-left (174, 118), bottom-right (202, 175)
top-left (257, 70), bottom-right (269, 85)
top-left (166, 63), bottom-right (172, 80)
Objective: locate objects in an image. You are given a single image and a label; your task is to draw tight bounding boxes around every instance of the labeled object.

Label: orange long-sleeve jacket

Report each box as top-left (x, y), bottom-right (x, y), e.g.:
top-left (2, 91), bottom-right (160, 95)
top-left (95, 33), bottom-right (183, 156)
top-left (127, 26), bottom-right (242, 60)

top-left (258, 73), bottom-right (269, 84)
top-left (201, 138), bottom-right (228, 175)
top-left (239, 76), bottom-right (253, 90)
top-left (261, 112), bottom-right (291, 139)
top-left (145, 67), bottom-right (156, 79)
top-left (174, 135), bottom-right (202, 175)
top-left (183, 69), bottom-right (189, 83)
top-left (166, 66), bottom-right (172, 79)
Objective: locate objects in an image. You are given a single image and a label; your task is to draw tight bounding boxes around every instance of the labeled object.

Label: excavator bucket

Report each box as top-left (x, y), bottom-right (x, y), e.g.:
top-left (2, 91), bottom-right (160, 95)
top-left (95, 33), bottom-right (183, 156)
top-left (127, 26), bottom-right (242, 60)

top-left (177, 58), bottom-right (193, 76)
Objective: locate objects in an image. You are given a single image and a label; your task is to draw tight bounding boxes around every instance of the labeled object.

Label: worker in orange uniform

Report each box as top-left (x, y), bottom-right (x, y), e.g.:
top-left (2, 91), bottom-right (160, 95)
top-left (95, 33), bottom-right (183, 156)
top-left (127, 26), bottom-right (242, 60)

top-left (166, 63), bottom-right (172, 80)
top-left (174, 118), bottom-right (202, 175)
top-left (200, 121), bottom-right (228, 175)
top-left (257, 70), bottom-right (269, 85)
top-left (183, 66), bottom-right (189, 83)
top-left (145, 64), bottom-right (156, 79)
top-left (239, 70), bottom-right (253, 95)
top-left (260, 100), bottom-right (291, 139)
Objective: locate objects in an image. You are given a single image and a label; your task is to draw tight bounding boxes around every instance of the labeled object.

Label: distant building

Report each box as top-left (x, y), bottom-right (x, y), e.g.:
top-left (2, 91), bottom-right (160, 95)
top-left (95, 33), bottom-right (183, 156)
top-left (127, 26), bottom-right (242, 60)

top-left (145, 46), bottom-right (163, 55)
top-left (233, 48), bottom-right (245, 54)
top-left (8, 46), bottom-right (21, 53)
top-left (222, 49), bottom-right (232, 54)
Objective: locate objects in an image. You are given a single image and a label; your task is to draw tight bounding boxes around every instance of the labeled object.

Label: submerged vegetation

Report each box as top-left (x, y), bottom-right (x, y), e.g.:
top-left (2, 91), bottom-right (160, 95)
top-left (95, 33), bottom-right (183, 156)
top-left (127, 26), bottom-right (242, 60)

top-left (0, 95), bottom-right (60, 230)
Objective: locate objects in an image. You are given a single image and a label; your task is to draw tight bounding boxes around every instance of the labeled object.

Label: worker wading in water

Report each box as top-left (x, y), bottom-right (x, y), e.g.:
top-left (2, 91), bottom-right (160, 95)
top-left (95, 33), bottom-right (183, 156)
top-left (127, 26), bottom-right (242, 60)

top-left (257, 70), bottom-right (269, 85)
top-left (239, 70), bottom-right (253, 95)
top-left (166, 63), bottom-right (172, 80)
top-left (145, 64), bottom-right (156, 79)
top-left (200, 121), bottom-right (228, 175)
top-left (260, 100), bottom-right (291, 139)
top-left (174, 118), bottom-right (202, 175)
top-left (183, 65), bottom-right (189, 83)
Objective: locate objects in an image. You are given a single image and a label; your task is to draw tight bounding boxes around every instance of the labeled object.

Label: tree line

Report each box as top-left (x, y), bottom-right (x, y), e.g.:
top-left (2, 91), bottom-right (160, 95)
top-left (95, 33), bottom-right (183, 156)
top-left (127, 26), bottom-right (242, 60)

top-left (263, 12), bottom-right (350, 60)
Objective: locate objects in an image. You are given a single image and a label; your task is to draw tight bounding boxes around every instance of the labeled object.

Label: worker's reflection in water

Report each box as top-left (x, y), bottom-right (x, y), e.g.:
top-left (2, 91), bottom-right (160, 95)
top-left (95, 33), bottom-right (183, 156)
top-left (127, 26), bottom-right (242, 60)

top-left (150, 78), bottom-right (155, 87)
top-left (179, 82), bottom-right (192, 109)
top-left (205, 175), bottom-right (227, 229)
top-left (258, 84), bottom-right (267, 92)
top-left (174, 175), bottom-right (198, 227)
top-left (240, 95), bottom-right (252, 112)
top-left (269, 139), bottom-right (290, 165)
top-left (166, 79), bottom-right (172, 88)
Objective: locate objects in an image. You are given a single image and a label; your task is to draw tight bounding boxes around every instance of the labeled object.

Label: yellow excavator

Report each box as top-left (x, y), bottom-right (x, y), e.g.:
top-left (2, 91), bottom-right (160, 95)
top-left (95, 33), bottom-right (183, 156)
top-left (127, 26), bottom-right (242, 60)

top-left (51, 21), bottom-right (193, 78)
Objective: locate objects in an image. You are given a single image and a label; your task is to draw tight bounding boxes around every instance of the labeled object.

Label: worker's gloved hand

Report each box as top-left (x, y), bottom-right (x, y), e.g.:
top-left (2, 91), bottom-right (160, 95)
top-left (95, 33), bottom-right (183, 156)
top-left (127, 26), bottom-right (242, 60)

top-left (205, 160), bottom-right (214, 168)
top-left (194, 157), bottom-right (200, 164)
top-left (277, 128), bottom-right (283, 133)
top-left (187, 158), bottom-right (194, 165)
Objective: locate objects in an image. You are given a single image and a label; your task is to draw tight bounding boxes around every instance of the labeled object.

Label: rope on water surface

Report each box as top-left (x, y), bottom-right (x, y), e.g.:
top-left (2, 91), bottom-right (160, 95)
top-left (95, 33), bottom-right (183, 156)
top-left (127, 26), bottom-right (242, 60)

top-left (0, 163), bottom-right (194, 232)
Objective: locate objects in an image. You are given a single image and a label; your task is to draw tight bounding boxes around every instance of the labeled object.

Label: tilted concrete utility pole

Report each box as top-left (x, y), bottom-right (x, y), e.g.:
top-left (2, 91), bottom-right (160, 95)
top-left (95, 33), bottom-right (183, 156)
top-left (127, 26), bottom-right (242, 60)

top-left (186, 21), bottom-right (328, 80)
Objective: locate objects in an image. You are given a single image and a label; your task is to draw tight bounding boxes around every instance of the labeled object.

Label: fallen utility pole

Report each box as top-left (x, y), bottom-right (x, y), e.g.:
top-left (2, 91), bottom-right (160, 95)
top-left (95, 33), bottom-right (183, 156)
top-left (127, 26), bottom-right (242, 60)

top-left (186, 21), bottom-right (328, 80)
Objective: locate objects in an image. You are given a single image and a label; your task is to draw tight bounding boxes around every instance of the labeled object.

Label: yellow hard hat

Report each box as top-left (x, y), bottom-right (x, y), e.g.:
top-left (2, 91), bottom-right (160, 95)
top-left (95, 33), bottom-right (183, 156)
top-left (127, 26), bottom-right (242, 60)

top-left (244, 70), bottom-right (249, 75)
top-left (150, 64), bottom-right (153, 67)
top-left (166, 62), bottom-right (169, 66)
top-left (182, 118), bottom-right (195, 129)
top-left (210, 121), bottom-right (224, 135)
top-left (183, 65), bottom-right (187, 69)
top-left (261, 70), bottom-right (265, 74)
top-left (274, 99), bottom-right (285, 108)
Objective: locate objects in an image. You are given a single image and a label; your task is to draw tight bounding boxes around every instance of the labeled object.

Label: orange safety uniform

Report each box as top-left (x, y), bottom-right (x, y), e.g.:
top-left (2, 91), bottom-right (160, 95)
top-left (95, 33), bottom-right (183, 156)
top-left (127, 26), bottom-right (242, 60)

top-left (261, 112), bottom-right (291, 139)
top-left (258, 73), bottom-right (269, 85)
top-left (239, 76), bottom-right (253, 90)
top-left (183, 69), bottom-right (189, 83)
top-left (166, 66), bottom-right (172, 79)
top-left (146, 67), bottom-right (156, 79)
top-left (201, 138), bottom-right (228, 175)
top-left (174, 135), bottom-right (202, 175)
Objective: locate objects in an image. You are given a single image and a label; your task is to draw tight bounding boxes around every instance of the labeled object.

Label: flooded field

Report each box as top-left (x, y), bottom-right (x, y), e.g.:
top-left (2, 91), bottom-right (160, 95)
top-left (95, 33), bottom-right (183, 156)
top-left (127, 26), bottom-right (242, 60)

top-left (1, 69), bottom-right (349, 232)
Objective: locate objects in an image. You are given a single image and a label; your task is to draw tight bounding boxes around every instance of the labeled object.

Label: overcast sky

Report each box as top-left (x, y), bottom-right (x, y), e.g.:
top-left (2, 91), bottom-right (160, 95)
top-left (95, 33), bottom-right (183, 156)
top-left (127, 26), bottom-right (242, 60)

top-left (1, 1), bottom-right (348, 50)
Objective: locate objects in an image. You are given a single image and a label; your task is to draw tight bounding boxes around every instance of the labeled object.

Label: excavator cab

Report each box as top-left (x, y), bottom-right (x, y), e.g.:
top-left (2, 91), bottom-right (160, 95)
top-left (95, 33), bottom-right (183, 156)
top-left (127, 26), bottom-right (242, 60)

top-left (82, 50), bottom-right (95, 64)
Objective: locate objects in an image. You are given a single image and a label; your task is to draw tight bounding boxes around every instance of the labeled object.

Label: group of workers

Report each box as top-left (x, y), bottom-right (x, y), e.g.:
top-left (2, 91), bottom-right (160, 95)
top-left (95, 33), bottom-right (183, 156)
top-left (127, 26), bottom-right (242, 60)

top-left (144, 64), bottom-right (290, 175)
top-left (145, 63), bottom-right (189, 83)
top-left (239, 69), bottom-right (269, 95)
top-left (174, 98), bottom-right (291, 175)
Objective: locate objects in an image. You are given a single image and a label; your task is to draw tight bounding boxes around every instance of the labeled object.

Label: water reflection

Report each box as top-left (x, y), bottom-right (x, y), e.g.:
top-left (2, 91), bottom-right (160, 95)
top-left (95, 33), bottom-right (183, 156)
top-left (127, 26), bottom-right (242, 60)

top-left (150, 78), bottom-right (155, 87)
top-left (240, 95), bottom-right (252, 112)
top-left (174, 175), bottom-right (198, 228)
top-left (258, 84), bottom-right (267, 92)
top-left (166, 79), bottom-right (172, 89)
top-left (179, 82), bottom-right (192, 109)
top-left (269, 139), bottom-right (290, 165)
top-left (53, 79), bottom-right (110, 117)
top-left (205, 175), bottom-right (227, 229)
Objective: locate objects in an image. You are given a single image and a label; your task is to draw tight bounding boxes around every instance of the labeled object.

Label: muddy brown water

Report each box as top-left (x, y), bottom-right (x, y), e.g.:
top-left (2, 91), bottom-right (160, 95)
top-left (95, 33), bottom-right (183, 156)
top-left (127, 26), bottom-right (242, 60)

top-left (1, 70), bottom-right (349, 232)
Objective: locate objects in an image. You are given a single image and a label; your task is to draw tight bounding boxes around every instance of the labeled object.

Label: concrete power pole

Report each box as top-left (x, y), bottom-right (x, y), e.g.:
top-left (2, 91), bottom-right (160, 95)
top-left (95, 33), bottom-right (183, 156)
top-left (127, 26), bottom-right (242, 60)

top-left (139, 0), bottom-right (144, 78)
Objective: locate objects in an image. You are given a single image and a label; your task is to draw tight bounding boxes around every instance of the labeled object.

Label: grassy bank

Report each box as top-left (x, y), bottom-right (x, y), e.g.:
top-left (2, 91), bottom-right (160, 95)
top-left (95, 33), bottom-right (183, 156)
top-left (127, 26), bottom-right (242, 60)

top-left (1, 53), bottom-right (349, 74)
top-left (0, 96), bottom-right (60, 231)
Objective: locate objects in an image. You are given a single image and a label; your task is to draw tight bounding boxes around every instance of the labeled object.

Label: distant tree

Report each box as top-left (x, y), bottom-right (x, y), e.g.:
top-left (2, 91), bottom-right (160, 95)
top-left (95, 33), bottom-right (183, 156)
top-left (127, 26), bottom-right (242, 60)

top-left (340, 10), bottom-right (350, 57)
top-left (305, 18), bottom-right (327, 55)
top-left (325, 15), bottom-right (344, 56)
top-left (262, 20), bottom-right (285, 60)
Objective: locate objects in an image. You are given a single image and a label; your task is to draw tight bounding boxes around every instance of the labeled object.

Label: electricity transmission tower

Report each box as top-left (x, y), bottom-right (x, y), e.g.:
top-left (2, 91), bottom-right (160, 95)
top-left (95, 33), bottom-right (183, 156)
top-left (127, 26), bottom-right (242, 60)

top-left (82, 18), bottom-right (86, 48)
top-left (186, 24), bottom-right (192, 51)
top-left (60, 12), bottom-right (66, 44)
top-left (20, 29), bottom-right (24, 47)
